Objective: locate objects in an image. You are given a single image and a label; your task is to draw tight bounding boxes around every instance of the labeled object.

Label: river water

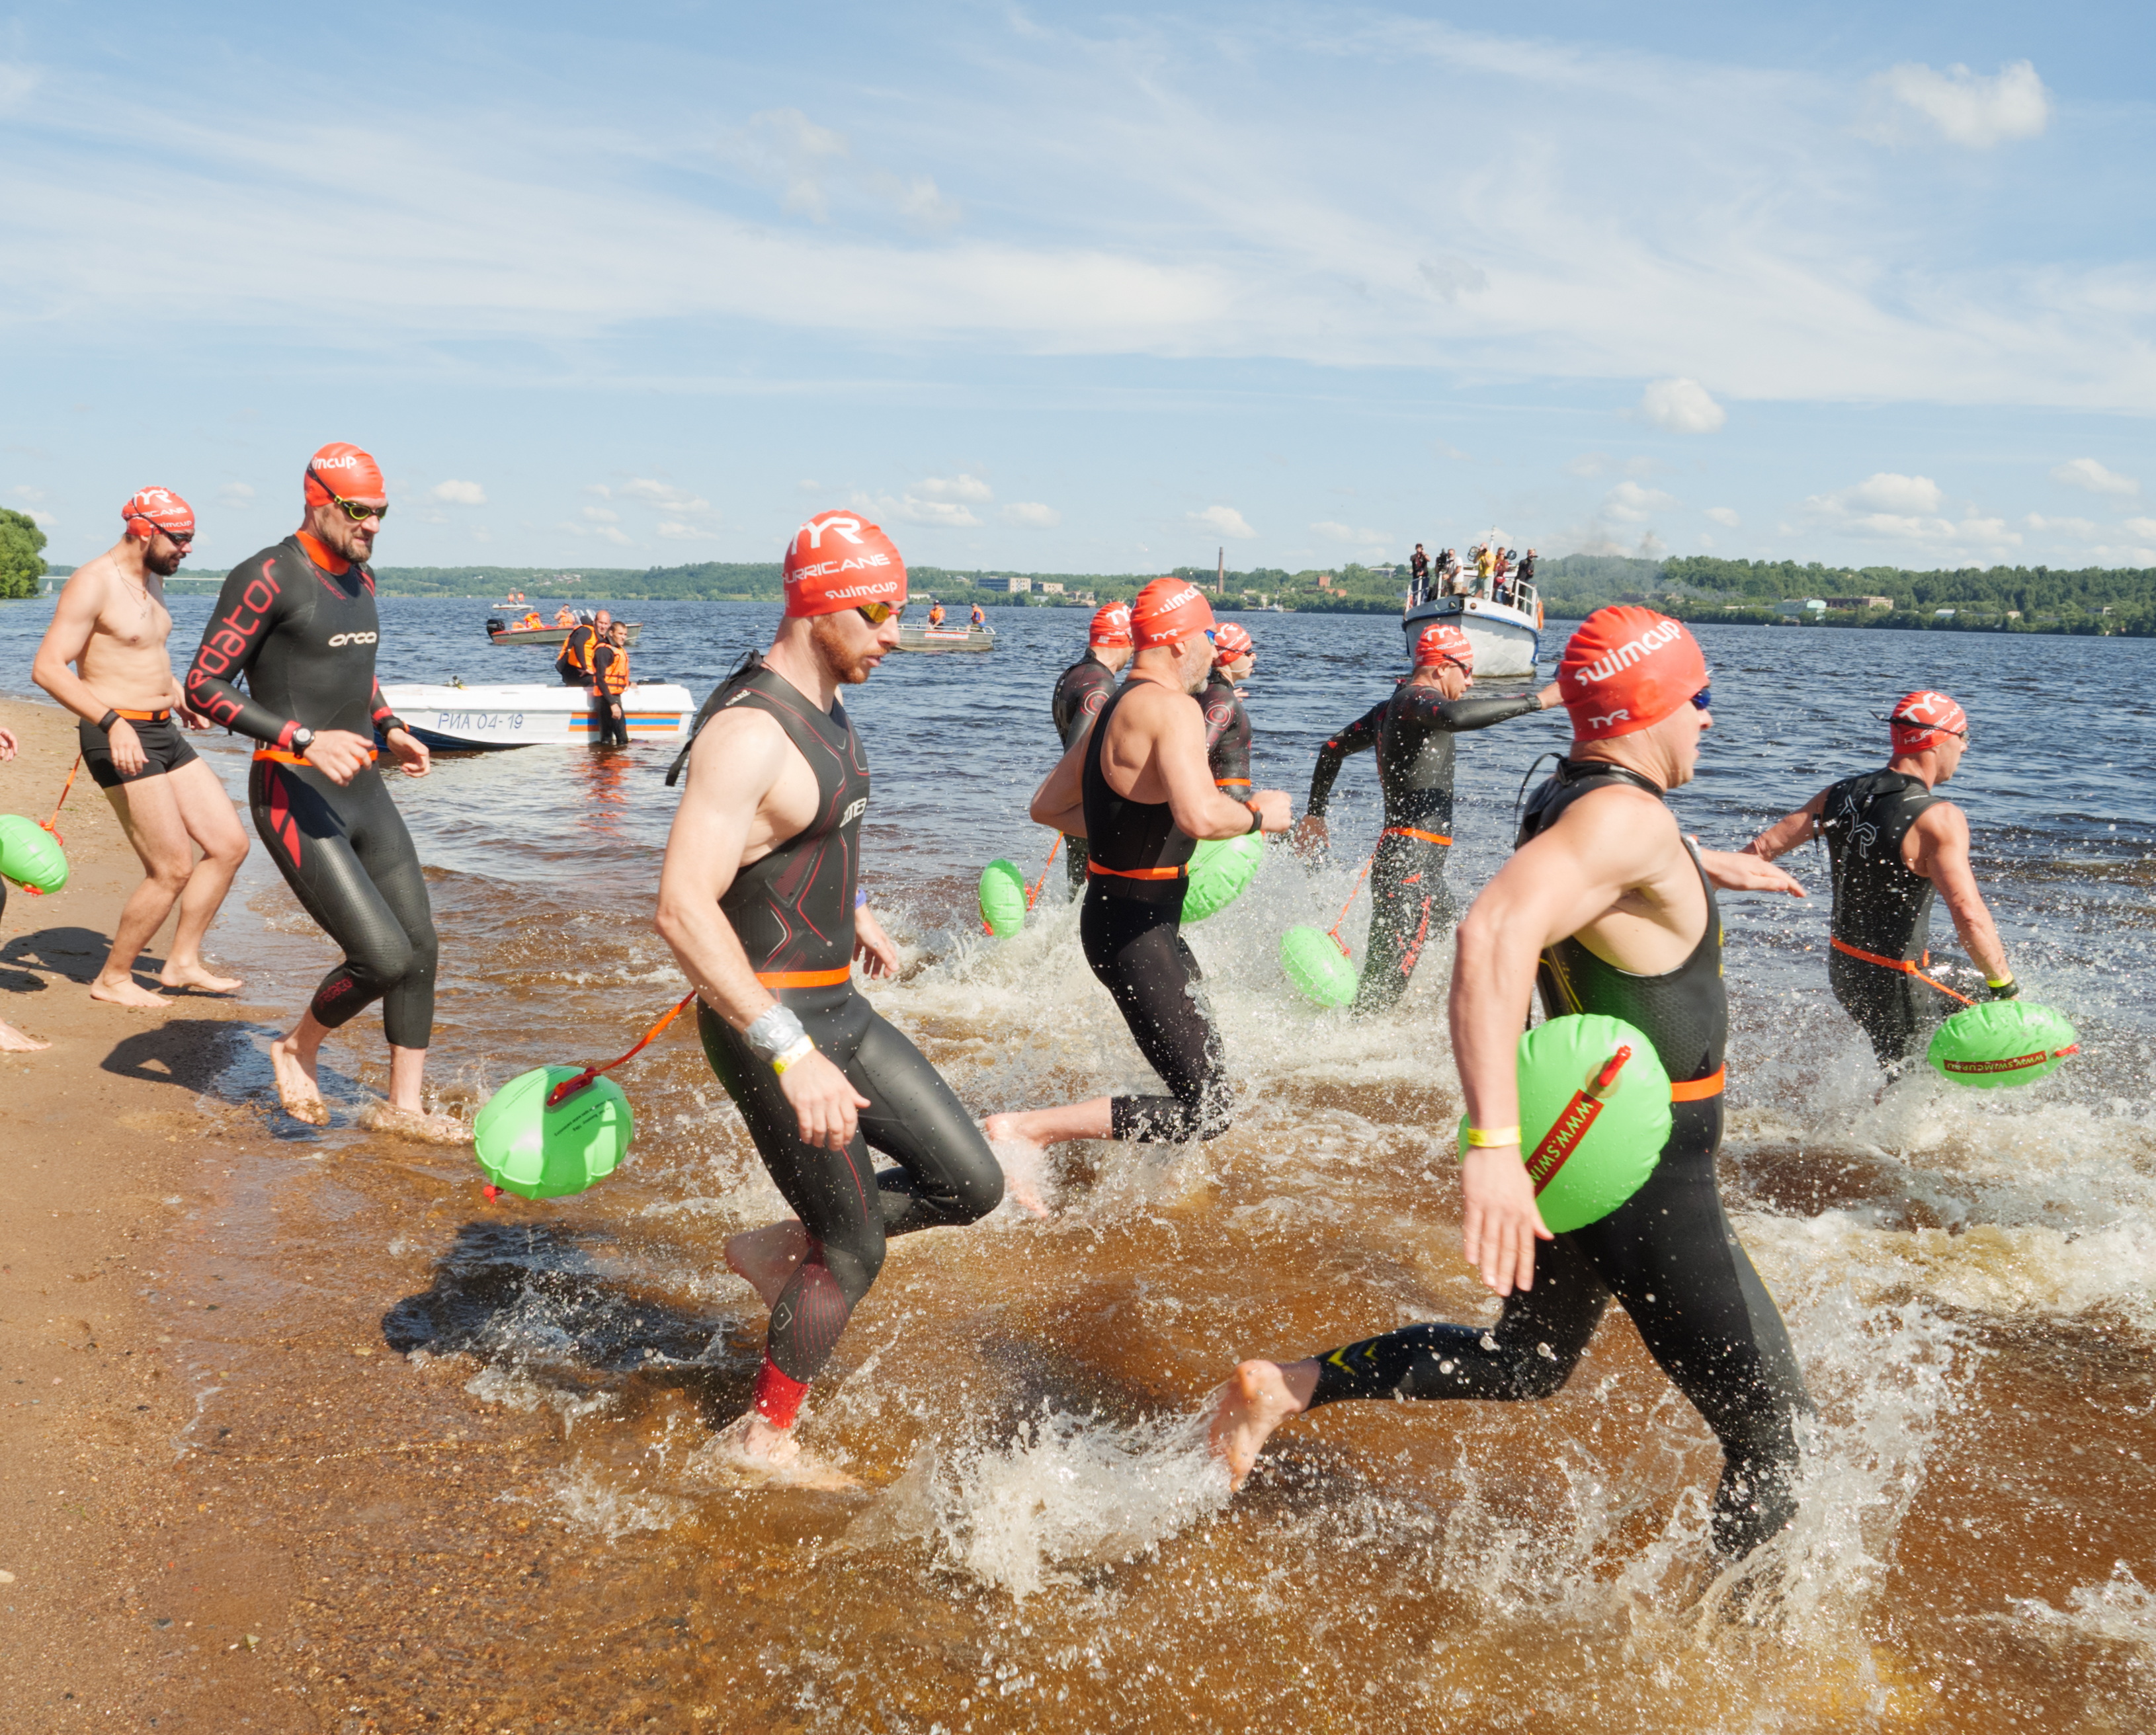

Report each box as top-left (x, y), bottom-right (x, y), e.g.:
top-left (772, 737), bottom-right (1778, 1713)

top-left (3, 594), bottom-right (2154, 1730)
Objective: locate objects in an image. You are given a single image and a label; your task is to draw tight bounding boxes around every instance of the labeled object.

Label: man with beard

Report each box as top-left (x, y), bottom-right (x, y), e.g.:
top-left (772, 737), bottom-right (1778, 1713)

top-left (33, 489), bottom-right (251, 1008)
top-left (656, 511), bottom-right (1004, 1478)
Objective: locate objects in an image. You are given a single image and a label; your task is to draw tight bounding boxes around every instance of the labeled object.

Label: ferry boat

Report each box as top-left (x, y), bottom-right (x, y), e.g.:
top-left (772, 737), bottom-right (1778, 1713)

top-left (485, 616), bottom-right (644, 649)
top-left (379, 682), bottom-right (696, 749)
top-left (1400, 583), bottom-right (1543, 678)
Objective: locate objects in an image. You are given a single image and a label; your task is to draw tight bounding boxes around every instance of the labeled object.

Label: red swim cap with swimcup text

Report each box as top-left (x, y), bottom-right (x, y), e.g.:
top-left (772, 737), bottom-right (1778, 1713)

top-left (1089, 602), bottom-right (1133, 648)
top-left (304, 443), bottom-right (386, 506)
top-left (1413, 622), bottom-right (1474, 671)
top-left (1557, 606), bottom-right (1708, 743)
top-left (1129, 577), bottom-right (1216, 650)
top-left (121, 487), bottom-right (194, 542)
top-left (1212, 620), bottom-right (1254, 666)
top-left (1889, 689), bottom-right (1968, 754)
top-left (781, 511), bottom-right (907, 618)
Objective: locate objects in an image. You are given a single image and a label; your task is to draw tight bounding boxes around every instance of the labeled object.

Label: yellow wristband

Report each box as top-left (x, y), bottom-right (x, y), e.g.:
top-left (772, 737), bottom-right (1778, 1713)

top-left (1464, 1125), bottom-right (1521, 1149)
top-left (768, 1035), bottom-right (816, 1075)
top-left (1985, 977), bottom-right (2014, 990)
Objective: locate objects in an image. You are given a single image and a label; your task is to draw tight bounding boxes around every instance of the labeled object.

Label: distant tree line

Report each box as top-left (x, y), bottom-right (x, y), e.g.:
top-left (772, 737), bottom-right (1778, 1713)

top-left (0, 508), bottom-right (47, 600)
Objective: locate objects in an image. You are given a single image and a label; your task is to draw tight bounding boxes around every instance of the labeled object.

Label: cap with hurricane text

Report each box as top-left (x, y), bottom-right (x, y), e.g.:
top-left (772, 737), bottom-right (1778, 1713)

top-left (1088, 602), bottom-right (1133, 648)
top-left (1211, 620), bottom-right (1253, 666)
top-left (1556, 606), bottom-right (1708, 742)
top-left (782, 511), bottom-right (907, 618)
top-left (1413, 622), bottom-right (1474, 670)
top-left (1889, 690), bottom-right (1967, 753)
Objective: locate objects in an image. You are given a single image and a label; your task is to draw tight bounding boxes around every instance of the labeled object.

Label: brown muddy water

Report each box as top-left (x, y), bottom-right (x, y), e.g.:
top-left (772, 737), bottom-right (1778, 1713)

top-left (7, 598), bottom-right (2155, 1730)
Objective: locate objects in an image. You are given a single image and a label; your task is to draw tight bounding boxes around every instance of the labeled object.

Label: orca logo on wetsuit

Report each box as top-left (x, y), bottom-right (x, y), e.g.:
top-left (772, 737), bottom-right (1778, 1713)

top-left (326, 631), bottom-right (379, 647)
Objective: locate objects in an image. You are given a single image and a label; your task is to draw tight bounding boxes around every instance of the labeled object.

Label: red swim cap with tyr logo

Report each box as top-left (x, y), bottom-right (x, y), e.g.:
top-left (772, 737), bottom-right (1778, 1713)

top-left (1557, 606), bottom-right (1708, 742)
top-left (1129, 577), bottom-right (1216, 649)
top-left (1211, 620), bottom-right (1253, 666)
top-left (782, 511), bottom-right (907, 618)
top-left (122, 487), bottom-right (194, 542)
top-left (1889, 690), bottom-right (1967, 753)
top-left (304, 443), bottom-right (386, 506)
top-left (1089, 602), bottom-right (1133, 648)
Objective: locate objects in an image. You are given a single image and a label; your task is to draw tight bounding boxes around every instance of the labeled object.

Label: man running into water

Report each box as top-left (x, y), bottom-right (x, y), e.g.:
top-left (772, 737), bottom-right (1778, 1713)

top-left (1201, 620), bottom-right (1255, 794)
top-left (1210, 607), bottom-right (1815, 1560)
top-left (0, 723), bottom-right (51, 1051)
top-left (186, 445), bottom-right (460, 1140)
top-left (32, 489), bottom-right (251, 1009)
top-left (1292, 622), bottom-right (1558, 1014)
top-left (656, 511), bottom-right (1002, 1476)
top-left (985, 580), bottom-right (1291, 1167)
top-left (1743, 690), bottom-right (2014, 1070)
top-left (1050, 602), bottom-right (1134, 893)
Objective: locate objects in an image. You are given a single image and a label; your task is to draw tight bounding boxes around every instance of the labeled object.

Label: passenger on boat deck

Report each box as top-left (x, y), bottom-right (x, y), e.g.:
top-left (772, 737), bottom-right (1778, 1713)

top-left (554, 606), bottom-right (575, 627)
top-left (927, 603), bottom-right (946, 627)
top-left (970, 603), bottom-right (987, 628)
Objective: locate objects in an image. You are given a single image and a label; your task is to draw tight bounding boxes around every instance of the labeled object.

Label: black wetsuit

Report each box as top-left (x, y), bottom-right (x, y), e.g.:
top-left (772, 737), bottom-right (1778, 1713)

top-left (1307, 682), bottom-right (1544, 1013)
top-left (1052, 652), bottom-right (1120, 893)
top-left (590, 643), bottom-right (630, 747)
top-left (186, 536), bottom-right (437, 1050)
top-left (1305, 760), bottom-right (1811, 1557)
top-left (1080, 681), bottom-right (1233, 1143)
top-left (1819, 770), bottom-right (1950, 1067)
top-left (681, 657), bottom-right (1001, 1389)
top-left (79, 710), bottom-right (200, 790)
top-left (1201, 669), bottom-right (1252, 792)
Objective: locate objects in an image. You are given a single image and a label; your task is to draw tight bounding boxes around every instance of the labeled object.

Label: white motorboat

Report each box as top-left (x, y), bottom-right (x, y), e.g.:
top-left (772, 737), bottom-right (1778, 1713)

top-left (380, 682), bottom-right (698, 749)
top-left (1400, 583), bottom-right (1544, 678)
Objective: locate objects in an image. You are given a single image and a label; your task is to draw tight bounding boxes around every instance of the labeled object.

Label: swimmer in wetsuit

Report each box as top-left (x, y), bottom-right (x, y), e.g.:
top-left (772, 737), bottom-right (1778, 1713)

top-left (985, 580), bottom-right (1292, 1169)
top-left (1210, 608), bottom-right (1815, 1560)
top-left (1200, 620), bottom-right (1255, 795)
top-left (185, 444), bottom-right (460, 1141)
top-left (1049, 603), bottom-right (1134, 893)
top-left (0, 723), bottom-right (49, 1051)
top-left (1743, 689), bottom-right (2014, 1070)
top-left (656, 510), bottom-right (1003, 1478)
top-left (32, 487), bottom-right (251, 1008)
top-left (1292, 622), bottom-right (1559, 1013)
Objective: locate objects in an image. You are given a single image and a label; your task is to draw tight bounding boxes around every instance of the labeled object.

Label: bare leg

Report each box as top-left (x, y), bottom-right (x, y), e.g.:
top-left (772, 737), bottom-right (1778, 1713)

top-left (90, 779), bottom-right (190, 1009)
top-left (1204, 1358), bottom-right (1321, 1490)
top-left (0, 1020), bottom-right (50, 1053)
top-left (269, 1013), bottom-right (330, 1125)
top-left (359, 1044), bottom-right (468, 1142)
top-left (725, 1221), bottom-right (809, 1307)
top-left (157, 759), bottom-right (246, 992)
top-left (983, 1097), bottom-right (1112, 1213)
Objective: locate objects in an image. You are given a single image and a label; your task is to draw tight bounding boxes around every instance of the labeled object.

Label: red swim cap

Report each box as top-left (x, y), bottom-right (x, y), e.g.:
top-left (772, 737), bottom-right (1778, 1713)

top-left (1889, 690), bottom-right (1967, 753)
top-left (782, 511), bottom-right (907, 618)
top-left (1089, 602), bottom-right (1133, 648)
top-left (304, 443), bottom-right (386, 506)
top-left (1557, 606), bottom-right (1708, 742)
top-left (1129, 578), bottom-right (1215, 650)
top-left (121, 487), bottom-right (194, 542)
top-left (1212, 620), bottom-right (1253, 666)
top-left (1413, 622), bottom-right (1473, 670)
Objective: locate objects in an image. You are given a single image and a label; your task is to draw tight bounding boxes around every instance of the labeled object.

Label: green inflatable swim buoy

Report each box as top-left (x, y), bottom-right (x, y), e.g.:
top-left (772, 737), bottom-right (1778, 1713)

top-left (1280, 925), bottom-right (1357, 1008)
top-left (1927, 1001), bottom-right (2080, 1090)
top-left (1181, 832), bottom-right (1263, 924)
top-left (474, 1066), bottom-right (634, 1200)
top-left (0, 815), bottom-right (68, 895)
top-left (979, 858), bottom-right (1029, 937)
top-left (1456, 1013), bottom-right (1671, 1234)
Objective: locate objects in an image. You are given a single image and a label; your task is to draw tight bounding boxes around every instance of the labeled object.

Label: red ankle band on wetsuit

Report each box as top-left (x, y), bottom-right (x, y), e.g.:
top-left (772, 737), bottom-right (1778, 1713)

top-left (752, 1355), bottom-right (809, 1428)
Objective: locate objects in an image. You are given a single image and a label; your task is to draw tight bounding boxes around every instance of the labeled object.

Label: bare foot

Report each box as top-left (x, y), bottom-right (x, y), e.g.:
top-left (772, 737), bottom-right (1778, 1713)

top-left (359, 1101), bottom-right (470, 1145)
top-left (268, 1031), bottom-right (329, 1126)
top-left (89, 974), bottom-right (169, 1011)
top-left (985, 1133), bottom-right (1052, 1218)
top-left (725, 1221), bottom-right (810, 1307)
top-left (0, 1020), bottom-right (50, 1053)
top-left (696, 1412), bottom-right (858, 1490)
top-left (1205, 1360), bottom-right (1311, 1490)
top-left (158, 961), bottom-right (244, 994)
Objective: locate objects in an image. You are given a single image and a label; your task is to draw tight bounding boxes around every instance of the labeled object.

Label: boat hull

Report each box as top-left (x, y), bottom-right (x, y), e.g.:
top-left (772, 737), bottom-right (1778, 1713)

top-left (893, 625), bottom-right (997, 653)
top-left (1401, 595), bottom-right (1541, 678)
top-left (486, 622), bottom-right (644, 649)
top-left (380, 682), bottom-right (696, 749)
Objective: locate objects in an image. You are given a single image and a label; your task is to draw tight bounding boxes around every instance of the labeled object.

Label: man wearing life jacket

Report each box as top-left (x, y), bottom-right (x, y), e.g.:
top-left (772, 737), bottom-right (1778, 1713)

top-left (554, 606), bottom-right (575, 628)
top-left (555, 608), bottom-right (612, 688)
top-left (1210, 606), bottom-right (1814, 1559)
top-left (1050, 602), bottom-right (1135, 893)
top-left (590, 620), bottom-right (633, 746)
top-left (1201, 621), bottom-right (1256, 793)
top-left (1743, 690), bottom-right (2013, 1069)
top-left (970, 603), bottom-right (987, 629)
top-left (519, 609), bottom-right (544, 631)
top-left (655, 510), bottom-right (1003, 1478)
top-left (927, 602), bottom-right (946, 628)
top-left (986, 581), bottom-right (1292, 1184)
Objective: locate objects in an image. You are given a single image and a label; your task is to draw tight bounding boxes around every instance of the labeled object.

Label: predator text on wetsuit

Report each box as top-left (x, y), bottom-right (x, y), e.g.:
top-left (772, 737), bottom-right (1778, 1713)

top-left (1304, 759), bottom-right (1812, 1556)
top-left (1819, 770), bottom-right (1948, 1065)
top-left (187, 535), bottom-right (438, 1049)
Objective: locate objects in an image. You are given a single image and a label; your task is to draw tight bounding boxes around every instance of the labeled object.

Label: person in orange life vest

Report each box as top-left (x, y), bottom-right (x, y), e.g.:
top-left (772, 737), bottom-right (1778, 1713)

top-left (590, 620), bottom-right (633, 747)
top-left (556, 608), bottom-right (612, 688)
top-left (1742, 690), bottom-right (2013, 1069)
top-left (970, 603), bottom-right (987, 629)
top-left (927, 602), bottom-right (946, 627)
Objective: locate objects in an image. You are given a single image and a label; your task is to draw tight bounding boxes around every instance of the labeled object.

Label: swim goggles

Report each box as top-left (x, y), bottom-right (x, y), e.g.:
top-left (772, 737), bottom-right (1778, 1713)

top-left (1690, 685), bottom-right (1712, 711)
top-left (312, 479), bottom-right (388, 524)
top-left (855, 600), bottom-right (898, 625)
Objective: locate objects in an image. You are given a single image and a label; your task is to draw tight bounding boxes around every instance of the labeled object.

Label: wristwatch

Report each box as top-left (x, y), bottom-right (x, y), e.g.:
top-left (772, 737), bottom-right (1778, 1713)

top-left (290, 727), bottom-right (317, 756)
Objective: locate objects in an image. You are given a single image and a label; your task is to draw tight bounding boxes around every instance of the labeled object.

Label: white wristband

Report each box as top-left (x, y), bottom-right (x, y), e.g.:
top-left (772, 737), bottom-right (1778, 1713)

top-left (769, 1034), bottom-right (816, 1076)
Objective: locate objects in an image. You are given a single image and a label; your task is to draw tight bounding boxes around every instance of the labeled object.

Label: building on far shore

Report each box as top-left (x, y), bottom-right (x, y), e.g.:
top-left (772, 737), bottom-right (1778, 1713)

top-left (1825, 595), bottom-right (1894, 610)
top-left (977, 575), bottom-right (1032, 593)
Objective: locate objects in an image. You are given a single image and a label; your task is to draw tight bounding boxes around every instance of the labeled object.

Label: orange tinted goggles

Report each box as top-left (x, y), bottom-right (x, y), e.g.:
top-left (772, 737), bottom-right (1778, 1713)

top-left (856, 601), bottom-right (899, 625)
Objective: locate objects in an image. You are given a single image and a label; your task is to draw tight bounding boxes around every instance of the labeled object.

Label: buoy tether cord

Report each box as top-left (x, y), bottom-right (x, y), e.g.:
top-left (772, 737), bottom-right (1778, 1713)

top-left (545, 989), bottom-right (698, 1109)
top-left (1325, 850), bottom-right (1377, 958)
top-left (1025, 834), bottom-right (1063, 913)
top-left (19, 755), bottom-right (83, 895)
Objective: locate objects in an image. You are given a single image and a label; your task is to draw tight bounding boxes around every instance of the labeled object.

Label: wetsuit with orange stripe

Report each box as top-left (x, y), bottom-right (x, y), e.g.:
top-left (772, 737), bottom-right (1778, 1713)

top-left (1200, 668), bottom-right (1252, 792)
top-left (1304, 759), bottom-right (1811, 1558)
top-left (683, 657), bottom-right (1002, 1392)
top-left (1307, 684), bottom-right (1545, 1012)
top-left (185, 534), bottom-right (437, 1049)
top-left (1052, 651), bottom-right (1120, 891)
top-left (1819, 770), bottom-right (1952, 1067)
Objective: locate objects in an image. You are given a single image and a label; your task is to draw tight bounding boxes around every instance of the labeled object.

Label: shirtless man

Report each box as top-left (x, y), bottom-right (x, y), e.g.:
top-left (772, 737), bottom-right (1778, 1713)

top-left (31, 489), bottom-right (249, 1008)
top-left (0, 723), bottom-right (52, 1051)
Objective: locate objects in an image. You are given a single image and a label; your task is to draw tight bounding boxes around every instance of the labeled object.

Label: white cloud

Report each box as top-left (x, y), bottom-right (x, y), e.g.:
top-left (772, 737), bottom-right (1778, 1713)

top-left (1194, 505), bottom-right (1256, 540)
top-left (1418, 255), bottom-right (1487, 300)
top-left (561, 520), bottom-right (632, 546)
top-left (9, 484), bottom-right (49, 504)
top-left (22, 509), bottom-right (56, 528)
top-left (888, 496), bottom-right (982, 529)
top-left (583, 483), bottom-right (612, 499)
top-left (582, 505), bottom-right (619, 523)
top-left (1310, 520), bottom-right (1389, 546)
top-left (727, 108), bottom-right (960, 232)
top-left (1813, 472), bottom-right (1945, 516)
top-left (2125, 517), bottom-right (2156, 542)
top-left (216, 481), bottom-right (255, 510)
top-left (1878, 60), bottom-right (2052, 149)
top-left (617, 478), bottom-right (710, 513)
top-left (1703, 506), bottom-right (1740, 528)
top-left (1604, 481), bottom-right (1677, 522)
top-left (429, 478), bottom-right (487, 507)
top-left (797, 479), bottom-right (824, 495)
top-left (655, 521), bottom-right (709, 540)
top-left (2023, 512), bottom-right (2096, 536)
top-left (1639, 378), bottom-right (1725, 434)
top-left (0, 61), bottom-right (37, 112)
top-left (1804, 473), bottom-right (2020, 553)
top-left (915, 474), bottom-right (993, 503)
top-left (2052, 458), bottom-right (2139, 499)
top-left (1003, 501), bottom-right (1061, 528)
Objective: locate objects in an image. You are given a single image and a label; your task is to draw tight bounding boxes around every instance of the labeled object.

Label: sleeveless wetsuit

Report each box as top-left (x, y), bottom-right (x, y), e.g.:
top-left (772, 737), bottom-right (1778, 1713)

top-left (679, 657), bottom-right (1001, 1389)
top-left (1080, 680), bottom-right (1233, 1143)
top-left (1200, 669), bottom-right (1253, 791)
top-left (1304, 759), bottom-right (1811, 1557)
top-left (186, 535), bottom-right (437, 1050)
top-left (1819, 770), bottom-right (1947, 1067)
top-left (1307, 684), bottom-right (1544, 1013)
top-left (1053, 652), bottom-right (1120, 892)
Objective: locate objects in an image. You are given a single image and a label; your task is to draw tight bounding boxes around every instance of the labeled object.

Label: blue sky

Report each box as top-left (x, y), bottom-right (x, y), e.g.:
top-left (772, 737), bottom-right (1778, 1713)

top-left (5, 2), bottom-right (2154, 575)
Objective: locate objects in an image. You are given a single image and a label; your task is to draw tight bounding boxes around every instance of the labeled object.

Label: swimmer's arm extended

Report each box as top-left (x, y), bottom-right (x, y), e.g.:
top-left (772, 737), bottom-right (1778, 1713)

top-left (1696, 851), bottom-right (1805, 896)
top-left (1742, 790), bottom-right (1826, 860)
top-left (1304, 702), bottom-right (1383, 818)
top-left (1908, 801), bottom-right (2011, 984)
top-left (1423, 689), bottom-right (1550, 733)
